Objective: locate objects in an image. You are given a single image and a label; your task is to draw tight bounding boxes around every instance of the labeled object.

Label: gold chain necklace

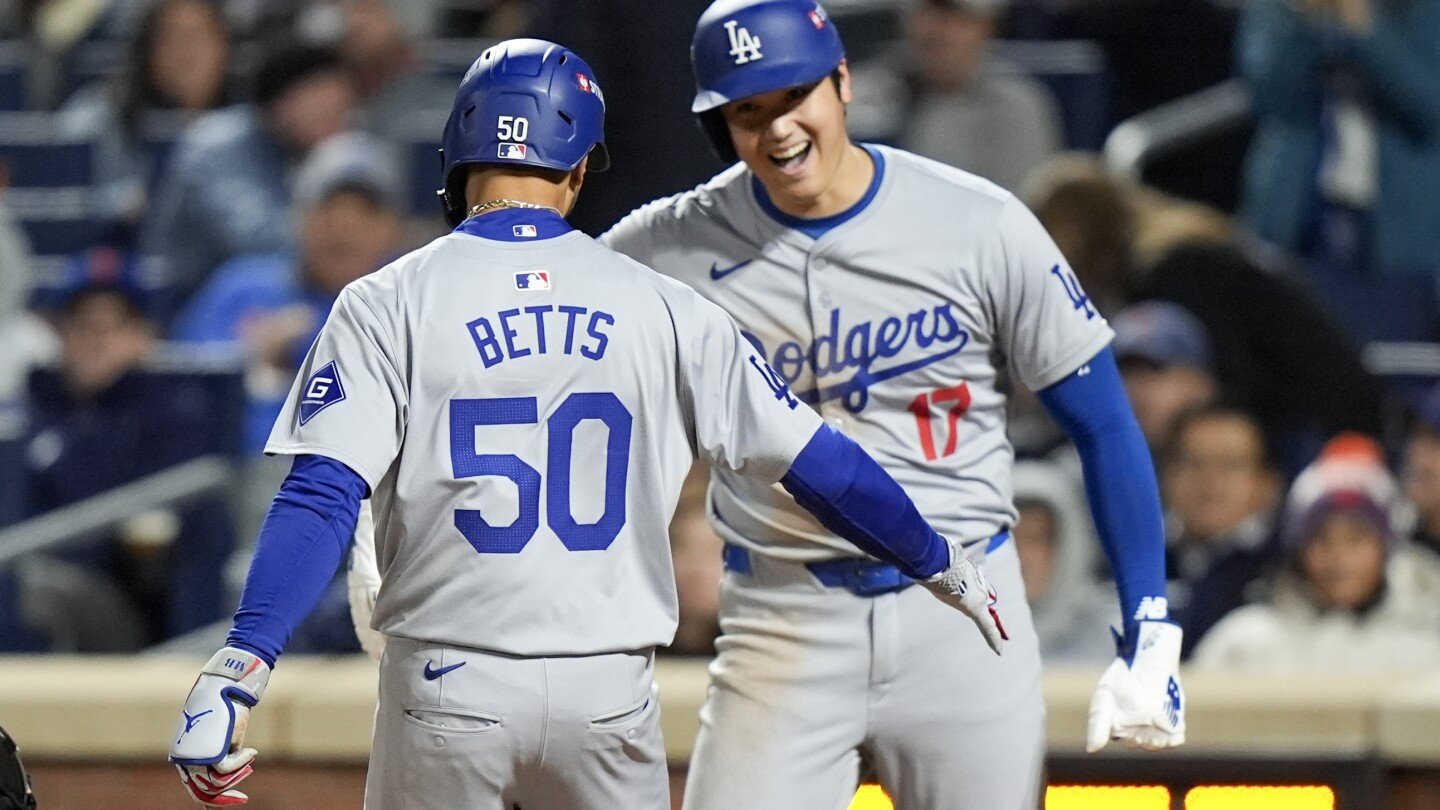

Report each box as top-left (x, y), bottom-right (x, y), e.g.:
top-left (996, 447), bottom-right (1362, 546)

top-left (467, 199), bottom-right (563, 219)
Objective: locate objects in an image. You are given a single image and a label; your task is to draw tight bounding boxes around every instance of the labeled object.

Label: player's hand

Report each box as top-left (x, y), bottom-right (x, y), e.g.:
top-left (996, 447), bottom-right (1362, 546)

top-left (348, 577), bottom-right (386, 661)
top-left (347, 500), bottom-right (386, 662)
top-left (919, 543), bottom-right (1008, 655)
top-left (1086, 621), bottom-right (1186, 753)
top-left (169, 647), bottom-right (271, 806)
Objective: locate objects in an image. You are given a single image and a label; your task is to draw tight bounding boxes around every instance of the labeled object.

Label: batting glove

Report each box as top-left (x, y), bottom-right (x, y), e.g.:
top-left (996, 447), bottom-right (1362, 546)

top-left (169, 647), bottom-right (271, 806)
top-left (918, 542), bottom-right (1008, 655)
top-left (347, 500), bottom-right (386, 662)
top-left (1086, 621), bottom-right (1186, 753)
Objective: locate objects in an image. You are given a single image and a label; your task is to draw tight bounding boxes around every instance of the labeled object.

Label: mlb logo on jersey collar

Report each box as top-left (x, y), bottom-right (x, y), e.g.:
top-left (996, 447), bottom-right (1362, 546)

top-left (513, 224), bottom-right (538, 238)
top-left (515, 271), bottom-right (551, 290)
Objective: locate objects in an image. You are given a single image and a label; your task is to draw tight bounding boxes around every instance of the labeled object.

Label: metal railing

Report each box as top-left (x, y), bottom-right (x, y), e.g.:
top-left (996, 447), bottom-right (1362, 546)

top-left (1104, 78), bottom-right (1253, 181)
top-left (0, 455), bottom-right (234, 567)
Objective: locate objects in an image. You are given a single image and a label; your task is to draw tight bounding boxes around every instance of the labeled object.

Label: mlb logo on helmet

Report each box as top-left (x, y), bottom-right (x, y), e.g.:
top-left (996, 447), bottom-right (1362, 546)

top-left (498, 143), bottom-right (527, 160)
top-left (513, 224), bottom-right (538, 238)
top-left (515, 271), bottom-right (551, 290)
top-left (809, 4), bottom-right (827, 28)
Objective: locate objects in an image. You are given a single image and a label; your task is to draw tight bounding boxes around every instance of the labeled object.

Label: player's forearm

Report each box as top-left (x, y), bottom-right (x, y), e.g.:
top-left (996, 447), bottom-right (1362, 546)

top-left (1038, 347), bottom-right (1169, 629)
top-left (227, 454), bottom-right (366, 666)
top-left (780, 424), bottom-right (950, 579)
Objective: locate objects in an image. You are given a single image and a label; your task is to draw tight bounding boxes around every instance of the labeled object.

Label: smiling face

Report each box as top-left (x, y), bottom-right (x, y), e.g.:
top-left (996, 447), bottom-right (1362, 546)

top-left (1299, 513), bottom-right (1387, 611)
top-left (720, 63), bottom-right (871, 218)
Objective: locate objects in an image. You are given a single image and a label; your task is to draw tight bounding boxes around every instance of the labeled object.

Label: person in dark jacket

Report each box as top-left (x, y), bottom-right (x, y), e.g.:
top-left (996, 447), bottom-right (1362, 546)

top-left (7, 249), bottom-right (235, 650)
top-left (1238, 0), bottom-right (1440, 340)
top-left (1161, 404), bottom-right (1285, 658)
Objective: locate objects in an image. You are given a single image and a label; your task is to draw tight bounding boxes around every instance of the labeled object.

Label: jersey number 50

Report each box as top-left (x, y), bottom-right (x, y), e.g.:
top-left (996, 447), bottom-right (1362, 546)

top-left (449, 393), bottom-right (632, 554)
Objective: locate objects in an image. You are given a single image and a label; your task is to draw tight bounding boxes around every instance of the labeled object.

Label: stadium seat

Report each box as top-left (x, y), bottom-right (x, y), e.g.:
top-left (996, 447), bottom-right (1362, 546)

top-left (0, 41), bottom-right (26, 112)
top-left (405, 136), bottom-right (445, 218)
top-left (0, 113), bottom-right (98, 254)
top-left (993, 39), bottom-right (1110, 152)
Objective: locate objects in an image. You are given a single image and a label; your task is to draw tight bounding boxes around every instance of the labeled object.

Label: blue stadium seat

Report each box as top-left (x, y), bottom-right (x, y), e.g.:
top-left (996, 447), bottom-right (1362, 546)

top-left (0, 405), bottom-right (24, 528)
top-left (0, 114), bottom-right (95, 186)
top-left (0, 42), bottom-right (26, 112)
top-left (0, 113), bottom-right (99, 254)
top-left (144, 346), bottom-right (248, 459)
top-left (993, 40), bottom-right (1110, 152)
top-left (406, 137), bottom-right (444, 218)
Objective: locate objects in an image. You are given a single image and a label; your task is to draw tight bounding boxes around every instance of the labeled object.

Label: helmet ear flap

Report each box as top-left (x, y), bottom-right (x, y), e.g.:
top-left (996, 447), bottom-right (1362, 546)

top-left (696, 110), bottom-right (738, 165)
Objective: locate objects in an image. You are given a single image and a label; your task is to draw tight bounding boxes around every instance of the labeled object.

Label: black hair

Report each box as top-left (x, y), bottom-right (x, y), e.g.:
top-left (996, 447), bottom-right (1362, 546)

top-left (116, 0), bottom-right (231, 137)
top-left (252, 41), bottom-right (345, 109)
top-left (1162, 402), bottom-right (1274, 472)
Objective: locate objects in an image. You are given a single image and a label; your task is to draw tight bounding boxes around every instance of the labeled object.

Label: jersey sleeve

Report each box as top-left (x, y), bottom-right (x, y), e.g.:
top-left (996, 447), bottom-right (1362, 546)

top-left (991, 196), bottom-right (1115, 391)
top-left (264, 287), bottom-right (407, 490)
top-left (679, 292), bottom-right (823, 483)
top-left (599, 201), bottom-right (663, 268)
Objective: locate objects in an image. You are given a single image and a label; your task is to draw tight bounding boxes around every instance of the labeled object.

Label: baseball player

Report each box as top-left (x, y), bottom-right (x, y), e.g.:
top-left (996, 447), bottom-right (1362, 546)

top-left (165, 38), bottom-right (1007, 810)
top-left (600, 2), bottom-right (1187, 807)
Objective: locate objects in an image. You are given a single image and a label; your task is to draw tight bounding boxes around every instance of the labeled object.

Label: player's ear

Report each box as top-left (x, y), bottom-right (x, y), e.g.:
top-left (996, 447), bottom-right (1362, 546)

top-left (562, 156), bottom-right (588, 216)
top-left (834, 61), bottom-right (853, 106)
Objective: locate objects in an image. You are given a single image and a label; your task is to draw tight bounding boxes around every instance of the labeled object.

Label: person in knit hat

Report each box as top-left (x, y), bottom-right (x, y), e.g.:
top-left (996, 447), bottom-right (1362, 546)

top-left (1193, 434), bottom-right (1440, 674)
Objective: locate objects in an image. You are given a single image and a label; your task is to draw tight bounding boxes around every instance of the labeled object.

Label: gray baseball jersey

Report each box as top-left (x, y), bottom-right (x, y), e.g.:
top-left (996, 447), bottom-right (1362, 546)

top-left (265, 219), bottom-right (822, 656)
top-left (601, 144), bottom-right (1113, 562)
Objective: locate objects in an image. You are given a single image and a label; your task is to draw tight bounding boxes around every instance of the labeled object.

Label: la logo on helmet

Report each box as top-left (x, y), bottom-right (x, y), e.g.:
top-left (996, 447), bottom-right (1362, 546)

top-left (724, 19), bottom-right (763, 64)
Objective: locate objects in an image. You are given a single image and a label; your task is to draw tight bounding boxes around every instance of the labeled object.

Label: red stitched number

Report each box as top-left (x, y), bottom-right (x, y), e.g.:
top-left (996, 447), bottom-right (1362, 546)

top-left (908, 383), bottom-right (971, 461)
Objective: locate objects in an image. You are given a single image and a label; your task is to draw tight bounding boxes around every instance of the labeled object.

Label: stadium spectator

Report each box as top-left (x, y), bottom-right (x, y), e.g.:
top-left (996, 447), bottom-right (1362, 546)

top-left (1194, 434), bottom-right (1440, 673)
top-left (1026, 155), bottom-right (1388, 458)
top-left (1238, 0), bottom-right (1440, 338)
top-left (1404, 384), bottom-right (1440, 558)
top-left (1012, 461), bottom-right (1117, 666)
top-left (7, 247), bottom-right (235, 651)
top-left (141, 41), bottom-right (356, 308)
top-left (1163, 404), bottom-right (1284, 659)
top-left (60, 0), bottom-right (233, 226)
top-left (1112, 301), bottom-right (1219, 451)
top-left (849, 0), bottom-right (1062, 192)
top-left (335, 0), bottom-right (453, 145)
top-left (171, 132), bottom-right (404, 453)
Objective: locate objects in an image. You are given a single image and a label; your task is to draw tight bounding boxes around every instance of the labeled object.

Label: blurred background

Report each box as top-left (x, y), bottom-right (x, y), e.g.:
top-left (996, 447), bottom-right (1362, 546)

top-left (0, 0), bottom-right (1437, 807)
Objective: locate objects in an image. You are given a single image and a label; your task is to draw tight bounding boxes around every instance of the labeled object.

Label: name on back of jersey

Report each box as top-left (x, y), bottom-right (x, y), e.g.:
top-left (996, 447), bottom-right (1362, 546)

top-left (467, 304), bottom-right (614, 368)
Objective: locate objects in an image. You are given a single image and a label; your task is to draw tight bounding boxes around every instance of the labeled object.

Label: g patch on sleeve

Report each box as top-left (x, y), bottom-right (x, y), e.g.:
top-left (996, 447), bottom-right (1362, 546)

top-left (299, 361), bottom-right (347, 425)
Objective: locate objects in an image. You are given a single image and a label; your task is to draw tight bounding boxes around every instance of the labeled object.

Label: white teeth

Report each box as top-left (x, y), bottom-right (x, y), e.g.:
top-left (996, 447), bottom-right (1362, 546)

top-left (771, 142), bottom-right (808, 160)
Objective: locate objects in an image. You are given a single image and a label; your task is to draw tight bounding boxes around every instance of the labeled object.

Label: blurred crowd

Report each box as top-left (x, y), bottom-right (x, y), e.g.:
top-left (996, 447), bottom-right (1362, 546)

top-left (0, 0), bottom-right (1438, 679)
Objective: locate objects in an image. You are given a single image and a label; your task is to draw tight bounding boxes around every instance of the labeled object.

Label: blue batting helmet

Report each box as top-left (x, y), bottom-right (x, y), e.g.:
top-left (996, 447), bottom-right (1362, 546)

top-left (438, 38), bottom-right (609, 225)
top-left (690, 0), bottom-right (845, 162)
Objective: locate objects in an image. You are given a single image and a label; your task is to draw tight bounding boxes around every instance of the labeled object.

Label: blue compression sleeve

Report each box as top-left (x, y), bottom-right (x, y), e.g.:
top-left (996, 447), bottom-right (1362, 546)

top-left (226, 454), bottom-right (366, 667)
top-left (1038, 346), bottom-right (1168, 630)
top-left (781, 424), bottom-right (950, 579)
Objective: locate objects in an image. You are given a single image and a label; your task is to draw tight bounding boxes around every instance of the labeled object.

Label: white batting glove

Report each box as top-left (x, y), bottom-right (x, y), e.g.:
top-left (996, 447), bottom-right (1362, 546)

top-left (1086, 621), bottom-right (1186, 753)
top-left (347, 500), bottom-right (386, 662)
top-left (919, 542), bottom-right (1008, 655)
top-left (169, 647), bottom-right (271, 806)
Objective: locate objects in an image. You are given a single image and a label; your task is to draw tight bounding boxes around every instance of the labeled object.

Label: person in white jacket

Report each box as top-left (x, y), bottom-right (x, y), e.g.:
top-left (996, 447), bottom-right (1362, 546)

top-left (1194, 435), bottom-right (1440, 674)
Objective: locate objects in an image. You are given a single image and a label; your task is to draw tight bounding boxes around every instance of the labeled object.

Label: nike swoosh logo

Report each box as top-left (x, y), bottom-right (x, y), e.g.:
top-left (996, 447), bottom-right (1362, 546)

top-left (709, 259), bottom-right (753, 281)
top-left (422, 661), bottom-right (466, 681)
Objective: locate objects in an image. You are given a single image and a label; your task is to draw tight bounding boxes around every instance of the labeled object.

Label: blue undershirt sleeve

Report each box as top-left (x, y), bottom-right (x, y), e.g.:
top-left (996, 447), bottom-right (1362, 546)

top-left (1037, 346), bottom-right (1168, 632)
top-left (780, 425), bottom-right (951, 580)
top-left (226, 454), bottom-right (367, 667)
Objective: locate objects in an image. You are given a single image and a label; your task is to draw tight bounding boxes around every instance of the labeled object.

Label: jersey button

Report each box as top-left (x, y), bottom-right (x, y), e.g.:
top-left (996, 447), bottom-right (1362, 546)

top-left (819, 292), bottom-right (833, 307)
